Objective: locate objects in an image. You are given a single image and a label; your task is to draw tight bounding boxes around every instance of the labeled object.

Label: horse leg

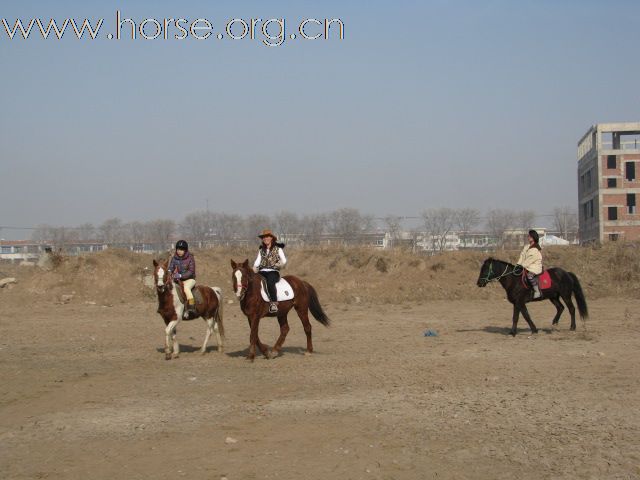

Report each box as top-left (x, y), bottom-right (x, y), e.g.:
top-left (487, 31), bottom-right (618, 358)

top-left (213, 320), bottom-right (224, 354)
top-left (520, 305), bottom-right (538, 334)
top-left (272, 313), bottom-right (290, 357)
top-left (200, 318), bottom-right (213, 355)
top-left (510, 305), bottom-right (521, 336)
top-left (295, 304), bottom-right (313, 355)
top-left (246, 316), bottom-right (269, 359)
top-left (562, 294), bottom-right (577, 331)
top-left (550, 297), bottom-right (564, 326)
top-left (165, 320), bottom-right (180, 360)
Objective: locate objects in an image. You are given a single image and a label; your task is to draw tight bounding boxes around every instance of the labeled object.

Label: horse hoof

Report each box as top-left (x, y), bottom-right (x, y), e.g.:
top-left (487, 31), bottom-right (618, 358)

top-left (165, 354), bottom-right (172, 361)
top-left (270, 349), bottom-right (280, 358)
top-left (172, 354), bottom-right (179, 359)
top-left (200, 350), bottom-right (207, 355)
top-left (304, 351), bottom-right (313, 356)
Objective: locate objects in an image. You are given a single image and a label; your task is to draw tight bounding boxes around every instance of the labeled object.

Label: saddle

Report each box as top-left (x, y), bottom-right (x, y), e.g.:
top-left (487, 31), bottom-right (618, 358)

top-left (175, 281), bottom-right (203, 307)
top-left (521, 270), bottom-right (552, 290)
top-left (260, 277), bottom-right (295, 302)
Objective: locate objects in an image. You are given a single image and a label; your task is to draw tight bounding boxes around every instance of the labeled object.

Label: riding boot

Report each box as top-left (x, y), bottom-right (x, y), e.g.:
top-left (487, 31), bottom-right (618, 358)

top-left (187, 298), bottom-right (197, 317)
top-left (532, 283), bottom-right (541, 299)
top-left (269, 302), bottom-right (279, 313)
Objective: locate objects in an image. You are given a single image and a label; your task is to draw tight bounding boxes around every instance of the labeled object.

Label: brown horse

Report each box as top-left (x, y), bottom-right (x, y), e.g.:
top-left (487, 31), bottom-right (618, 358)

top-left (230, 259), bottom-right (330, 361)
top-left (153, 259), bottom-right (224, 360)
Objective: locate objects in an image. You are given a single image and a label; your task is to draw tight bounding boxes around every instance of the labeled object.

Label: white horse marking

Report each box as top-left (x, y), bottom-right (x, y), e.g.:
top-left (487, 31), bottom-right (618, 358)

top-left (157, 267), bottom-right (165, 286)
top-left (234, 270), bottom-right (243, 297)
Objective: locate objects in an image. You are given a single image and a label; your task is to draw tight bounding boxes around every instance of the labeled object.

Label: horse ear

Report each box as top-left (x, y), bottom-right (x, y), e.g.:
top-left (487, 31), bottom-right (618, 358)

top-left (230, 259), bottom-right (237, 269)
top-left (153, 259), bottom-right (158, 267)
top-left (242, 259), bottom-right (249, 268)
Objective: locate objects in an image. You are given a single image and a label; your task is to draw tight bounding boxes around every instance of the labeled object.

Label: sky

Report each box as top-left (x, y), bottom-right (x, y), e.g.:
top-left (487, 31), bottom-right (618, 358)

top-left (1, 0), bottom-right (640, 238)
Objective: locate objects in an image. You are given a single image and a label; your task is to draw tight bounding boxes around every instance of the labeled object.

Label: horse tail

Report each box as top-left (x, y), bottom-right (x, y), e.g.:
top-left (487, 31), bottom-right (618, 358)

top-left (305, 282), bottom-right (330, 327)
top-left (212, 287), bottom-right (225, 338)
top-left (568, 272), bottom-right (588, 320)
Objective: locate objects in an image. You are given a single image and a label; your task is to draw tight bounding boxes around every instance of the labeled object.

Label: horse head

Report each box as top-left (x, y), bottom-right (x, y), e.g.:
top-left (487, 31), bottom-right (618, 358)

top-left (230, 259), bottom-right (251, 301)
top-left (477, 257), bottom-right (496, 287)
top-left (153, 258), bottom-right (171, 293)
top-left (477, 258), bottom-right (511, 287)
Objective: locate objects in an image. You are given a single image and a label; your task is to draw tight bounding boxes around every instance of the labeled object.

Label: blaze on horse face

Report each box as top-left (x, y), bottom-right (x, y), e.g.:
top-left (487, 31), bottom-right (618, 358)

top-left (230, 259), bottom-right (250, 300)
top-left (153, 259), bottom-right (170, 292)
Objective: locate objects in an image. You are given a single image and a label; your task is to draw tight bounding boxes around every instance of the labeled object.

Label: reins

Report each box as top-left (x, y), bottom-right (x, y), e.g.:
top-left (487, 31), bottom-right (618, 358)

top-left (481, 261), bottom-right (522, 284)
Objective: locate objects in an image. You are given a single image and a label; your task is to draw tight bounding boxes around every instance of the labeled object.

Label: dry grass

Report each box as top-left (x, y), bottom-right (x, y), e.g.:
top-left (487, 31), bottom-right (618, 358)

top-left (2, 243), bottom-right (638, 305)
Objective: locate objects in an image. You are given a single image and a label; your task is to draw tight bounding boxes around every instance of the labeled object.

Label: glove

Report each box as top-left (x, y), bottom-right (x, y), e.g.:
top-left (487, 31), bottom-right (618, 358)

top-left (172, 272), bottom-right (181, 280)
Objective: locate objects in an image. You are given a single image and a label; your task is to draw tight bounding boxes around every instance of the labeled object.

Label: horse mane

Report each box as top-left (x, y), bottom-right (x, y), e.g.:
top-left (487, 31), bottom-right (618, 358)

top-left (486, 257), bottom-right (514, 267)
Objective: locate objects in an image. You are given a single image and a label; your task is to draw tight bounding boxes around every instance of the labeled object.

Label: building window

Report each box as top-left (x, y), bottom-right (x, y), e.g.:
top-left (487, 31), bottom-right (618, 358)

top-left (607, 155), bottom-right (617, 169)
top-left (586, 169), bottom-right (592, 189)
top-left (608, 206), bottom-right (618, 221)
top-left (607, 178), bottom-right (617, 188)
top-left (609, 233), bottom-right (619, 241)
top-left (628, 193), bottom-right (636, 214)
top-left (1, 246), bottom-right (11, 254)
top-left (589, 199), bottom-right (594, 218)
top-left (626, 162), bottom-right (636, 181)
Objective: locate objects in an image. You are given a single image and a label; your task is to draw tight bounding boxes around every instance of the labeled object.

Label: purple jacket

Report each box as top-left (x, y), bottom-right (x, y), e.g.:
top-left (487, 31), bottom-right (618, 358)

top-left (169, 251), bottom-right (196, 280)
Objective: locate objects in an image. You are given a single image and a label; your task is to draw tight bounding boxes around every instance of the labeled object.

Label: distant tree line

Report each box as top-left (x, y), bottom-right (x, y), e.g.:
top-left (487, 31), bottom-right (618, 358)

top-left (30, 206), bottom-right (577, 249)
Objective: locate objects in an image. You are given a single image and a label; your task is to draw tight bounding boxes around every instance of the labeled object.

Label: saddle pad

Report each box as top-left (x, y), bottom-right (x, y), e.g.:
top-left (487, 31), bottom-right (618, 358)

top-left (176, 283), bottom-right (203, 305)
top-left (539, 270), bottom-right (552, 290)
top-left (261, 278), bottom-right (295, 302)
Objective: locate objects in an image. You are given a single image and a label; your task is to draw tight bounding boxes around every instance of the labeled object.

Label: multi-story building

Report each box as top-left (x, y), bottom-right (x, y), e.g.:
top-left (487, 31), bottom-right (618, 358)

top-left (577, 122), bottom-right (640, 243)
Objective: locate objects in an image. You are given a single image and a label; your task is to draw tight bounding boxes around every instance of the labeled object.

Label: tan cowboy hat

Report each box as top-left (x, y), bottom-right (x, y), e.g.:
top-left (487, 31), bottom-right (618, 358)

top-left (258, 229), bottom-right (277, 240)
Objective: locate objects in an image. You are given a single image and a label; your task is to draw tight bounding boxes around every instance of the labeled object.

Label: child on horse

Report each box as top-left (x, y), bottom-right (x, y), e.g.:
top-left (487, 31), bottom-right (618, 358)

top-left (253, 229), bottom-right (287, 313)
top-left (169, 240), bottom-right (197, 317)
top-left (517, 229), bottom-right (543, 299)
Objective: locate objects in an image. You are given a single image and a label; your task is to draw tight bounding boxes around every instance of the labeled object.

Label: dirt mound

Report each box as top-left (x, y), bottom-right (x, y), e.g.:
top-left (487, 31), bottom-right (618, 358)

top-left (2, 243), bottom-right (638, 305)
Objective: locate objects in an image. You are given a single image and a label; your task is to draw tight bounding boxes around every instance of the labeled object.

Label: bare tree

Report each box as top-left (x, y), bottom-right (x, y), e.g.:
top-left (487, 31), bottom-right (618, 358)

top-left (421, 208), bottom-right (456, 252)
top-left (147, 219), bottom-right (175, 250)
top-left (299, 213), bottom-right (327, 244)
top-left (77, 223), bottom-right (96, 242)
top-left (327, 208), bottom-right (372, 244)
top-left (99, 218), bottom-right (123, 245)
top-left (553, 206), bottom-right (578, 240)
top-left (275, 211), bottom-right (300, 243)
top-left (454, 208), bottom-right (480, 248)
top-left (486, 209), bottom-right (515, 249)
top-left (515, 210), bottom-right (537, 242)
top-left (182, 211), bottom-right (210, 245)
top-left (216, 213), bottom-right (244, 244)
top-left (384, 215), bottom-right (403, 249)
top-left (244, 214), bottom-right (272, 243)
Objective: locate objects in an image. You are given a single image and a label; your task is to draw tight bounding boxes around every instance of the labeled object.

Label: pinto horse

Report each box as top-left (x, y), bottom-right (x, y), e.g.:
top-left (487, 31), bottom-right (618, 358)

top-left (476, 258), bottom-right (588, 336)
top-left (230, 259), bottom-right (330, 361)
top-left (153, 259), bottom-right (224, 360)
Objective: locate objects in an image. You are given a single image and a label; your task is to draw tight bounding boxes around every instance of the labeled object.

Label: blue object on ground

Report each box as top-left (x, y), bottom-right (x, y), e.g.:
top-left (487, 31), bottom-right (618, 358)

top-left (423, 329), bottom-right (439, 337)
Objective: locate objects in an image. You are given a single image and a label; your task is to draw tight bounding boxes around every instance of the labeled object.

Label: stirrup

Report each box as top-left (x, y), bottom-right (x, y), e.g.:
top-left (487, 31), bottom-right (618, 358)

top-left (269, 302), bottom-right (278, 313)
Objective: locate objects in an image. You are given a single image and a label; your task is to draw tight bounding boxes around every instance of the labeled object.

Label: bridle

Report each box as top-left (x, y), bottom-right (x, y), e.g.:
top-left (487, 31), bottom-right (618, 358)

top-left (234, 268), bottom-right (248, 301)
top-left (480, 260), bottom-right (522, 284)
top-left (156, 268), bottom-right (172, 294)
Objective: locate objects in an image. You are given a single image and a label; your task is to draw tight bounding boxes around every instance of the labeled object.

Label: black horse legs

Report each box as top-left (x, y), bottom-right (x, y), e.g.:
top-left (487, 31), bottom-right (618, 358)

top-left (511, 304), bottom-right (538, 336)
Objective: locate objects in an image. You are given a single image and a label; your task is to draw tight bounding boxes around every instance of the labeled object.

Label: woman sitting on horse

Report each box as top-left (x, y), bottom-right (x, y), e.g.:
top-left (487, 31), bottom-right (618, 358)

top-left (169, 240), bottom-right (197, 317)
top-left (253, 229), bottom-right (287, 314)
top-left (517, 229), bottom-right (543, 299)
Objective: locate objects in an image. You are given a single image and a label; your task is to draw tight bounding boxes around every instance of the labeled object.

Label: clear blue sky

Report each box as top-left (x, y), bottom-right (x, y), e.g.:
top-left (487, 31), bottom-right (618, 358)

top-left (1, 0), bottom-right (639, 236)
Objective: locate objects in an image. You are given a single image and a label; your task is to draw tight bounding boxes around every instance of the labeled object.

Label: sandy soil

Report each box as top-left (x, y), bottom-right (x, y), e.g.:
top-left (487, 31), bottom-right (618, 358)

top-left (1, 296), bottom-right (639, 480)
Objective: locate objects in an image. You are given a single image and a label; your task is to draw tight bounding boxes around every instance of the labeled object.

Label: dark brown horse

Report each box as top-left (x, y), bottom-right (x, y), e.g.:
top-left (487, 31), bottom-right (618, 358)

top-left (477, 258), bottom-right (588, 336)
top-left (153, 259), bottom-right (224, 360)
top-left (230, 259), bottom-right (330, 361)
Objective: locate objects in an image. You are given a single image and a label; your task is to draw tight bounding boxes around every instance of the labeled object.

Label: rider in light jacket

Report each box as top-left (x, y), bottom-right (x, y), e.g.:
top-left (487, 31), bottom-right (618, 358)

top-left (517, 229), bottom-right (543, 299)
top-left (253, 229), bottom-right (287, 314)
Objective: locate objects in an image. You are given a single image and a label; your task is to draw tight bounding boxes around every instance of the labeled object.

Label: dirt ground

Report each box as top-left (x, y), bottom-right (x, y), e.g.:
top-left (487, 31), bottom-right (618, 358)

top-left (1, 294), bottom-right (639, 480)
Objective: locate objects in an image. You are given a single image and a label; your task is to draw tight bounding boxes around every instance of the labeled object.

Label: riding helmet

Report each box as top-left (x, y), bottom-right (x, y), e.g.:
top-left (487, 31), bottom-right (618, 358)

top-left (175, 239), bottom-right (189, 251)
top-left (528, 229), bottom-right (539, 244)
